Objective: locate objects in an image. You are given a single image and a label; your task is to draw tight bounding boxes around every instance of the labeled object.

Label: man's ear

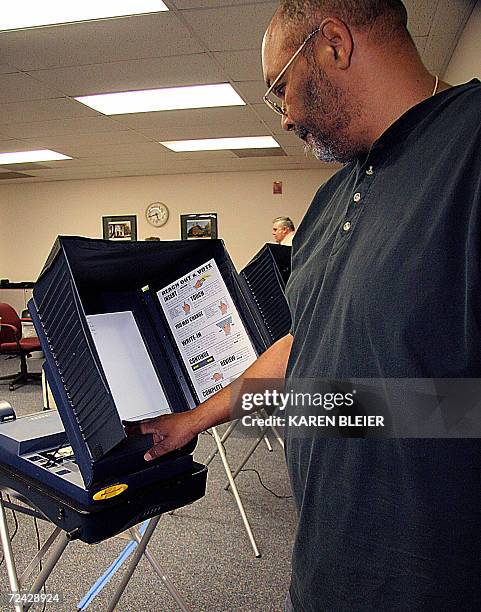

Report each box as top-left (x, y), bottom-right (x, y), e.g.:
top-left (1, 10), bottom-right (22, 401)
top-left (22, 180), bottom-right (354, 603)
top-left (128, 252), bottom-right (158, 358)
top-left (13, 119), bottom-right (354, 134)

top-left (319, 17), bottom-right (353, 70)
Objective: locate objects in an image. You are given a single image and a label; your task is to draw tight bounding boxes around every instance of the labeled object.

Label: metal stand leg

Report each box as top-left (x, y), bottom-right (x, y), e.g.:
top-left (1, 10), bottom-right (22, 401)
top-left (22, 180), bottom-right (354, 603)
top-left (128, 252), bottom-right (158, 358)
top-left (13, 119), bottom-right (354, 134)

top-left (0, 492), bottom-right (191, 612)
top-left (129, 525), bottom-right (189, 612)
top-left (204, 420), bottom-right (238, 466)
top-left (226, 410), bottom-right (285, 488)
top-left (261, 425), bottom-right (273, 452)
top-left (0, 493), bottom-right (23, 612)
top-left (24, 533), bottom-right (70, 611)
top-left (106, 516), bottom-right (161, 612)
top-left (225, 427), bottom-right (268, 491)
top-left (21, 527), bottom-right (62, 584)
top-left (269, 425), bottom-right (284, 450)
top-left (211, 427), bottom-right (260, 558)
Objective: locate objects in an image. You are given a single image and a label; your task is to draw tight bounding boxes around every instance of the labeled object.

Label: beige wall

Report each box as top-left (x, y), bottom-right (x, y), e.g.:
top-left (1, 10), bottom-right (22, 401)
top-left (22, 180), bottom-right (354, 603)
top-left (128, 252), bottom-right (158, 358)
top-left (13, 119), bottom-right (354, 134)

top-left (0, 168), bottom-right (336, 281)
top-left (444, 0), bottom-right (481, 83)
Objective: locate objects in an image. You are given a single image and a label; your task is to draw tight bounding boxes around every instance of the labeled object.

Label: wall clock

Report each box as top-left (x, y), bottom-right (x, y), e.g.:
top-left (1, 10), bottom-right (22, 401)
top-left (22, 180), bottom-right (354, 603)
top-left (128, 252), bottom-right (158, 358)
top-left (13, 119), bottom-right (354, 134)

top-left (146, 202), bottom-right (169, 227)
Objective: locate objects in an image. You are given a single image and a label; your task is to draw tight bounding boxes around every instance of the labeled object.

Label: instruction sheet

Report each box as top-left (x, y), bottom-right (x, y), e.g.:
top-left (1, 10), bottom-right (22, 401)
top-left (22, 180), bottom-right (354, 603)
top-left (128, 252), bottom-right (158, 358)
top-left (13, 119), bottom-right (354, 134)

top-left (157, 258), bottom-right (257, 402)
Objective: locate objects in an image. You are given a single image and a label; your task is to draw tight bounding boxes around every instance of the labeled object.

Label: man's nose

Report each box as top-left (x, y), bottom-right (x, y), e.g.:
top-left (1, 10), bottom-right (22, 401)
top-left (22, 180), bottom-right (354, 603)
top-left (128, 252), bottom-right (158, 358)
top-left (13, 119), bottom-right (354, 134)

top-left (281, 111), bottom-right (294, 132)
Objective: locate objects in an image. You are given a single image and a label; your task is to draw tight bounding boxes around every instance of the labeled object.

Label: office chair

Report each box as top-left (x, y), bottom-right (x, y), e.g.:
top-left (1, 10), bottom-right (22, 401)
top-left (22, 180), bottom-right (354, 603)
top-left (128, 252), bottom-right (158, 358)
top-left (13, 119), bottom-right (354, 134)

top-left (0, 302), bottom-right (42, 391)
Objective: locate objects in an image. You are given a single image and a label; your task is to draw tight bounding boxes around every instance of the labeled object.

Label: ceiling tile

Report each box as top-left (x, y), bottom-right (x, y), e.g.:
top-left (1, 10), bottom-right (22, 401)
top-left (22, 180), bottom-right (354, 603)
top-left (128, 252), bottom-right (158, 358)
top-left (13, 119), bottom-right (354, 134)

top-left (283, 148), bottom-right (315, 161)
top-left (174, 150), bottom-right (238, 159)
top-left (37, 141), bottom-right (170, 159)
top-left (32, 159), bottom-right (110, 169)
top-left (19, 168), bottom-right (128, 181)
top-left (404, 0), bottom-right (440, 36)
top-left (173, 0), bottom-right (273, 7)
top-left (0, 140), bottom-right (51, 153)
top-left (0, 73), bottom-right (64, 103)
top-left (422, 34), bottom-right (455, 72)
top-left (413, 36), bottom-right (429, 54)
top-left (212, 50), bottom-right (262, 81)
top-left (1, 117), bottom-right (129, 139)
top-left (274, 134), bottom-right (308, 151)
top-left (112, 106), bottom-right (256, 130)
top-left (250, 103), bottom-right (284, 132)
top-left (0, 0), bottom-right (467, 183)
top-left (144, 121), bottom-right (270, 140)
top-left (109, 150), bottom-right (237, 167)
top-left (232, 81), bottom-right (266, 104)
top-left (181, 3), bottom-right (278, 51)
top-left (196, 157), bottom-right (306, 171)
top-left (0, 64), bottom-right (18, 74)
top-left (0, 171), bottom-right (34, 179)
top-left (0, 13), bottom-right (203, 71)
top-left (28, 54), bottom-right (224, 97)
top-left (23, 131), bottom-right (153, 152)
top-left (431, 0), bottom-right (475, 37)
top-left (0, 98), bottom-right (100, 125)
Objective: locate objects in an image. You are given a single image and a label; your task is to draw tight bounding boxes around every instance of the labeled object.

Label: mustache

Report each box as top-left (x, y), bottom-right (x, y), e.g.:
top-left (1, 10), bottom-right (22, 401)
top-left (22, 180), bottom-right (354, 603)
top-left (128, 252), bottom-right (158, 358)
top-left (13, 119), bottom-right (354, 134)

top-left (294, 125), bottom-right (310, 141)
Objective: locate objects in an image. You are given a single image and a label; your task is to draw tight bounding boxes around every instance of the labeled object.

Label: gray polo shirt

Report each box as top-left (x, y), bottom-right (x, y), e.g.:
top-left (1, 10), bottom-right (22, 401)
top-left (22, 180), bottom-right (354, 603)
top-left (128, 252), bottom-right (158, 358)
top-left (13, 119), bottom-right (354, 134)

top-left (285, 80), bottom-right (481, 611)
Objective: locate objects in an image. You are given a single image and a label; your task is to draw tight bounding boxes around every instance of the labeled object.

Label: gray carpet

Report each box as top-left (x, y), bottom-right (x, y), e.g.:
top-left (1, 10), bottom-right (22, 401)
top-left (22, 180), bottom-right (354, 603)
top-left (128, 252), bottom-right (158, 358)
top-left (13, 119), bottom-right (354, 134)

top-left (0, 356), bottom-right (296, 612)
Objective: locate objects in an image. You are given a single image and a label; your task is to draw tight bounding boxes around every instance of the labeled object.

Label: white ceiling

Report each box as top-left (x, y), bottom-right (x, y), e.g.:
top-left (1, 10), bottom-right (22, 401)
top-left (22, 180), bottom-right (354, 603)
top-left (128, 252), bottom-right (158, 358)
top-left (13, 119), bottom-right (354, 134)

top-left (0, 0), bottom-right (475, 183)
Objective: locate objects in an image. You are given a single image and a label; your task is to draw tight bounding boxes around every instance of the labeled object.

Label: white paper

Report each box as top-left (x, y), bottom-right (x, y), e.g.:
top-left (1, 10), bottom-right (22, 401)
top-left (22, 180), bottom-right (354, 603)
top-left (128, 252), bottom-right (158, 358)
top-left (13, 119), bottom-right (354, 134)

top-left (157, 258), bottom-right (258, 402)
top-left (87, 311), bottom-right (171, 421)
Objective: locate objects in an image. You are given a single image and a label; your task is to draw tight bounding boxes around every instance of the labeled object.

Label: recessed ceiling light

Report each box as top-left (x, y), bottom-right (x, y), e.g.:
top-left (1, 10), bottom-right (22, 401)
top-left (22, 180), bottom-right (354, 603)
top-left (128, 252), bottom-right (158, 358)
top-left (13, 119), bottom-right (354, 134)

top-left (75, 84), bottom-right (246, 116)
top-left (0, 150), bottom-right (72, 164)
top-left (160, 136), bottom-right (281, 152)
top-left (0, 1), bottom-right (168, 31)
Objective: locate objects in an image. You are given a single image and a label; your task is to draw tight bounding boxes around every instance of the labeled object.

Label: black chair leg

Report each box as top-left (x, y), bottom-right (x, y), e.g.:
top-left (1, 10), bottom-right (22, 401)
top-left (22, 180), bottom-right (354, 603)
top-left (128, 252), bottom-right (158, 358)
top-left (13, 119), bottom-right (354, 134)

top-left (0, 355), bottom-right (42, 391)
top-left (9, 371), bottom-right (27, 391)
top-left (0, 372), bottom-right (18, 384)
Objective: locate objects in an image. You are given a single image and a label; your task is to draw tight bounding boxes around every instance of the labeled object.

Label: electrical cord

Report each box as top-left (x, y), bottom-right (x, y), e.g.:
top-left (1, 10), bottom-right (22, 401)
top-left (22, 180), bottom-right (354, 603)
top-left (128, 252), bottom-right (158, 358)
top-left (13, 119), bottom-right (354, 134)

top-left (240, 468), bottom-right (292, 500)
top-left (42, 438), bottom-right (71, 469)
top-left (0, 495), bottom-right (19, 567)
top-left (203, 431), bottom-right (292, 500)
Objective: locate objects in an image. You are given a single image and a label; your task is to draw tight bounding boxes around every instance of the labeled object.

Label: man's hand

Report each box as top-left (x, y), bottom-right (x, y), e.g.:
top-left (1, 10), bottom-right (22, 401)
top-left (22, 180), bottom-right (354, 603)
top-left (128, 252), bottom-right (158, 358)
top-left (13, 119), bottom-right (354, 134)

top-left (124, 411), bottom-right (199, 461)
top-left (124, 335), bottom-right (293, 461)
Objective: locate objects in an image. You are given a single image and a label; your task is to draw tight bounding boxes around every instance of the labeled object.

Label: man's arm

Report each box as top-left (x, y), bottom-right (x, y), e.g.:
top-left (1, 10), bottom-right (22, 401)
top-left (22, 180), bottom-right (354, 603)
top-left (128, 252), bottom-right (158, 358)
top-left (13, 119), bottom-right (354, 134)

top-left (125, 333), bottom-right (293, 460)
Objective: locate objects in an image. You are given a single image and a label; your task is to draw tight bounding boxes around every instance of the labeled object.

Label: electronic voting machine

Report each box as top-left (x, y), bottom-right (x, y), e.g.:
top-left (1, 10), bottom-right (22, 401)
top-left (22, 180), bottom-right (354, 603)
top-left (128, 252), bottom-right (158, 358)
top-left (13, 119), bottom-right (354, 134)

top-left (0, 236), bottom-right (270, 544)
top-left (240, 243), bottom-right (292, 346)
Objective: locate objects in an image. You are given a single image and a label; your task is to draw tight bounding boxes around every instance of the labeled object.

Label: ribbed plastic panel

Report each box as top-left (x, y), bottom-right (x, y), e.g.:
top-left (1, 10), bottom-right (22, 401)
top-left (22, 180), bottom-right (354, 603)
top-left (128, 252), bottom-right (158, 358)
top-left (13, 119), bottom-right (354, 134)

top-left (32, 250), bottom-right (124, 480)
top-left (241, 248), bottom-right (292, 345)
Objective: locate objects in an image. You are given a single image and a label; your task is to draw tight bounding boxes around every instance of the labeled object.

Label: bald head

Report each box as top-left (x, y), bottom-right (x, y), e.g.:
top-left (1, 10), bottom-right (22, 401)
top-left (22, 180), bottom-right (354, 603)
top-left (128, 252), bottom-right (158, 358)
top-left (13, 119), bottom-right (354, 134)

top-left (262, 0), bottom-right (436, 164)
top-left (276, 0), bottom-right (410, 49)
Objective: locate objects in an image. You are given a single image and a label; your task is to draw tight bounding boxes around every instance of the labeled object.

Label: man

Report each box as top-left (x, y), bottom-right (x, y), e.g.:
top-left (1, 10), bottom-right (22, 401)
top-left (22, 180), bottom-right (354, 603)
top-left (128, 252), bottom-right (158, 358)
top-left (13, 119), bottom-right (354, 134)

top-left (272, 216), bottom-right (296, 245)
top-left (127, 1), bottom-right (481, 609)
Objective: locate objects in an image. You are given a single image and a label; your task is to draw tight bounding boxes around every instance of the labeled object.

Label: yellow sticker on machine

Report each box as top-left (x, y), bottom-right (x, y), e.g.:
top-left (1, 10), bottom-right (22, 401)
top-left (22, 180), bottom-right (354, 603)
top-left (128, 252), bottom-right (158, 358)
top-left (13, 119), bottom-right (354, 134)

top-left (92, 483), bottom-right (128, 501)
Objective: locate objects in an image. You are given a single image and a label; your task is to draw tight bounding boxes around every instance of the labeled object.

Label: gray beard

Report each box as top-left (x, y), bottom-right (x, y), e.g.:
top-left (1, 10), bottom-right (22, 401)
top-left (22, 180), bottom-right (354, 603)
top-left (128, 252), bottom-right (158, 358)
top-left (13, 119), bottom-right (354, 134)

top-left (294, 68), bottom-right (363, 164)
top-left (296, 126), bottom-right (351, 164)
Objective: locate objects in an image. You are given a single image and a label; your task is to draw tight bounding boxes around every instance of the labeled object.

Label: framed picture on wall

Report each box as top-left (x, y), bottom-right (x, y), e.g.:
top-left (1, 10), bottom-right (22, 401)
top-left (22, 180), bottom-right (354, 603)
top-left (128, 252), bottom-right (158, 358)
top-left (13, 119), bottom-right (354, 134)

top-left (102, 215), bottom-right (137, 241)
top-left (181, 213), bottom-right (218, 240)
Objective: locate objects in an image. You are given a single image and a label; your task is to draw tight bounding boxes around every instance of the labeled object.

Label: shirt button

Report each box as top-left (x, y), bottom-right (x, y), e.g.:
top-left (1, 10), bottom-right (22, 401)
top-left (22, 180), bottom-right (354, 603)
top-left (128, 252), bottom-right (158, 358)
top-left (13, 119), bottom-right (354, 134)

top-left (366, 166), bottom-right (374, 175)
top-left (353, 192), bottom-right (361, 203)
top-left (343, 222), bottom-right (351, 232)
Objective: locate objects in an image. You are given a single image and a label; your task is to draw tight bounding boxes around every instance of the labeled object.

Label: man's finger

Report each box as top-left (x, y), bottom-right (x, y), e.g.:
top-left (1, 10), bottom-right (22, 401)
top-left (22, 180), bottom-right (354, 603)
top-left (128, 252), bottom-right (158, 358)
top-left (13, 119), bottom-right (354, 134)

top-left (124, 417), bottom-right (166, 435)
top-left (137, 419), bottom-right (166, 435)
top-left (123, 421), bottom-right (143, 436)
top-left (123, 417), bottom-right (161, 436)
top-left (144, 440), bottom-right (170, 461)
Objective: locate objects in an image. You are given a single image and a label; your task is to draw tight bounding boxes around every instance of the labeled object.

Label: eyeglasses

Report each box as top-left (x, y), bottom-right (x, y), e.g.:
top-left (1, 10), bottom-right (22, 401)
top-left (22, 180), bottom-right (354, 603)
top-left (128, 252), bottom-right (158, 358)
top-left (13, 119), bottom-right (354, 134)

top-left (263, 26), bottom-right (321, 116)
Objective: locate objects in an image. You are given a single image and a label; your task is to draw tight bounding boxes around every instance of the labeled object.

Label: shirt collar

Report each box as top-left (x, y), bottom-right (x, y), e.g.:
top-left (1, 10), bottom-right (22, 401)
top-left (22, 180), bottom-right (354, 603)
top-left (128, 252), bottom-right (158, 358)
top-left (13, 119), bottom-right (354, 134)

top-left (361, 79), bottom-right (480, 162)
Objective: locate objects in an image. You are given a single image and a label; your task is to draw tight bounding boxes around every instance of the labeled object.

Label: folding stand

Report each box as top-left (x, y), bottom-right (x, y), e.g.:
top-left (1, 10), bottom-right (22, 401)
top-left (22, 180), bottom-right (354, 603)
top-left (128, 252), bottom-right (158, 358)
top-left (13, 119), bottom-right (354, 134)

top-left (224, 422), bottom-right (283, 494)
top-left (203, 416), bottom-right (284, 559)
top-left (0, 491), bottom-right (190, 612)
